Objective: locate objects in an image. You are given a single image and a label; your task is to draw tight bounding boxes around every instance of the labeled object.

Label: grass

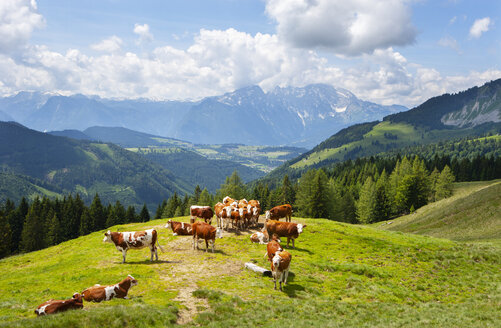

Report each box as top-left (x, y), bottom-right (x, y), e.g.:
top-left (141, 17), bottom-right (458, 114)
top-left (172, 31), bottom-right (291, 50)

top-left (1, 209), bottom-right (500, 327)
top-left (376, 180), bottom-right (501, 241)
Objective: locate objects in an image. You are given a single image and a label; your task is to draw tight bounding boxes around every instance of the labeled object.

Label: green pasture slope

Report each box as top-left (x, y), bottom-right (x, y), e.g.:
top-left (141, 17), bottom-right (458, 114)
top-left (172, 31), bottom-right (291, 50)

top-left (1, 215), bottom-right (500, 327)
top-left (377, 180), bottom-right (501, 242)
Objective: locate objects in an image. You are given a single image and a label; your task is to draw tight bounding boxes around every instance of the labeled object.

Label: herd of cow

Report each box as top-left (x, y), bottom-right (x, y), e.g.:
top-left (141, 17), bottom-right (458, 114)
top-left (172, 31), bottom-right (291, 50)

top-left (34, 197), bottom-right (306, 316)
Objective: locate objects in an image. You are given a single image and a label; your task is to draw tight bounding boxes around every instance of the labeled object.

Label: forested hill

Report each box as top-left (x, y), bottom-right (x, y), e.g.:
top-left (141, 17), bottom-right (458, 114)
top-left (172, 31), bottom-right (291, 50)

top-left (0, 121), bottom-right (190, 207)
top-left (257, 80), bottom-right (501, 186)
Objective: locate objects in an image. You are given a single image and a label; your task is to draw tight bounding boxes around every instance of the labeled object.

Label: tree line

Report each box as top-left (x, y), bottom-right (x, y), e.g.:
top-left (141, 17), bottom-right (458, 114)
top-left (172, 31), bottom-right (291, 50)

top-left (0, 194), bottom-right (150, 259)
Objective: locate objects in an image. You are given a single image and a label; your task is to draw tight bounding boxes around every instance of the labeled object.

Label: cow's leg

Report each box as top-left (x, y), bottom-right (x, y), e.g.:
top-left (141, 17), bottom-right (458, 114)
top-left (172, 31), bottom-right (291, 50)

top-left (192, 235), bottom-right (196, 250)
top-left (287, 237), bottom-right (291, 248)
top-left (150, 247), bottom-right (154, 261)
top-left (284, 269), bottom-right (289, 285)
top-left (292, 238), bottom-right (295, 249)
top-left (210, 239), bottom-right (215, 253)
top-left (205, 239), bottom-right (209, 252)
top-left (122, 250), bottom-right (127, 263)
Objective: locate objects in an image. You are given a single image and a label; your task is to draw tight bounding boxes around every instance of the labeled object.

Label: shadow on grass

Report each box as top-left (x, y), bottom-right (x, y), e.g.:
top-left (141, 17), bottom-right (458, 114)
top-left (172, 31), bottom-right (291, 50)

top-left (121, 260), bottom-right (182, 265)
top-left (192, 248), bottom-right (228, 255)
top-left (283, 282), bottom-right (304, 297)
top-left (284, 245), bottom-right (313, 254)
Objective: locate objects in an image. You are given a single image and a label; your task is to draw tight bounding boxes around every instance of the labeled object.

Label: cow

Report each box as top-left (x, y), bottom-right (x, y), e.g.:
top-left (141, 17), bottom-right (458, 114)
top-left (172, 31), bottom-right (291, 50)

top-left (265, 220), bottom-right (306, 249)
top-left (190, 205), bottom-right (213, 224)
top-left (271, 251), bottom-right (292, 291)
top-left (265, 204), bottom-right (293, 222)
top-left (223, 196), bottom-right (236, 206)
top-left (247, 204), bottom-right (260, 227)
top-left (214, 202), bottom-right (225, 228)
top-left (166, 219), bottom-right (192, 235)
top-left (239, 207), bottom-right (253, 228)
top-left (82, 275), bottom-right (138, 302)
top-left (238, 199), bottom-right (248, 208)
top-left (192, 221), bottom-right (223, 253)
top-left (35, 293), bottom-right (83, 316)
top-left (250, 229), bottom-right (269, 244)
top-left (266, 233), bottom-right (283, 262)
top-left (103, 229), bottom-right (164, 263)
top-left (218, 206), bottom-right (241, 231)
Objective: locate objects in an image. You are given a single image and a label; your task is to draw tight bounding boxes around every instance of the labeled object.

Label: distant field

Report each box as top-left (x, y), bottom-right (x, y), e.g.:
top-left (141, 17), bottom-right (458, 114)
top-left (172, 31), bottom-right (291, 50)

top-left (376, 180), bottom-right (501, 241)
top-left (1, 214), bottom-right (499, 327)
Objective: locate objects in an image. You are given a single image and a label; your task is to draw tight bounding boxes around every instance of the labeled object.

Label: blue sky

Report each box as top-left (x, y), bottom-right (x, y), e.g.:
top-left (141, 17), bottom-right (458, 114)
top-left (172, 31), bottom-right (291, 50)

top-left (0, 0), bottom-right (499, 107)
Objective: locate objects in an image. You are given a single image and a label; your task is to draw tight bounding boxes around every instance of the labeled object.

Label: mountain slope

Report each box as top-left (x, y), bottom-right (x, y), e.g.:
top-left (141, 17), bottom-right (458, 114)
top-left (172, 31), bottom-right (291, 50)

top-left (0, 216), bottom-right (499, 327)
top-left (0, 121), bottom-right (190, 206)
top-left (0, 84), bottom-right (406, 147)
top-left (377, 180), bottom-right (501, 241)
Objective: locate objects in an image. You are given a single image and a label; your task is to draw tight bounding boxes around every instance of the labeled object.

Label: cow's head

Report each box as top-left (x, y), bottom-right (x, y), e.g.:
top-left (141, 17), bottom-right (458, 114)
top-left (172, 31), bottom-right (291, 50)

top-left (103, 230), bottom-right (113, 243)
top-left (297, 224), bottom-right (306, 234)
top-left (165, 219), bottom-right (172, 229)
top-left (265, 210), bottom-right (270, 220)
top-left (72, 293), bottom-right (82, 303)
top-left (271, 233), bottom-right (281, 243)
top-left (272, 252), bottom-right (282, 269)
top-left (127, 275), bottom-right (138, 287)
top-left (216, 227), bottom-right (223, 239)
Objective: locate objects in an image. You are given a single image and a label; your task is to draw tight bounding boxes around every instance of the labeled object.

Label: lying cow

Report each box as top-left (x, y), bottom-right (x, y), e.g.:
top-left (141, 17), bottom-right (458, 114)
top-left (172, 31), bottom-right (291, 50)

top-left (82, 275), bottom-right (138, 302)
top-left (166, 219), bottom-right (192, 235)
top-left (265, 204), bottom-right (293, 222)
top-left (103, 229), bottom-right (164, 263)
top-left (192, 221), bottom-right (222, 253)
top-left (190, 205), bottom-right (213, 224)
top-left (265, 220), bottom-right (306, 249)
top-left (250, 229), bottom-right (269, 244)
top-left (35, 293), bottom-right (83, 316)
top-left (271, 251), bottom-right (292, 291)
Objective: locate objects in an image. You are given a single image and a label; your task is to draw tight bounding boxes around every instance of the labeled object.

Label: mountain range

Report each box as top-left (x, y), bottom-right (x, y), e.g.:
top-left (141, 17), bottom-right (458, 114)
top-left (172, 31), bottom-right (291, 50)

top-left (0, 84), bottom-right (407, 147)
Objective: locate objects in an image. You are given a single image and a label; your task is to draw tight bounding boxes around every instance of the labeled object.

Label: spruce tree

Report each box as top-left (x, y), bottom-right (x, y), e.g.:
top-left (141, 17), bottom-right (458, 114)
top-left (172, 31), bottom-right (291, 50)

top-left (217, 171), bottom-right (247, 200)
top-left (10, 197), bottom-right (28, 253)
top-left (20, 197), bottom-right (45, 252)
top-left (139, 204), bottom-right (150, 222)
top-left (296, 169), bottom-right (316, 217)
top-left (0, 212), bottom-right (12, 258)
top-left (356, 177), bottom-right (377, 224)
top-left (46, 211), bottom-right (62, 246)
top-left (199, 188), bottom-right (212, 206)
top-left (125, 206), bottom-right (137, 223)
top-left (435, 165), bottom-right (455, 200)
top-left (280, 175), bottom-right (295, 205)
top-left (90, 194), bottom-right (106, 230)
top-left (193, 185), bottom-right (202, 204)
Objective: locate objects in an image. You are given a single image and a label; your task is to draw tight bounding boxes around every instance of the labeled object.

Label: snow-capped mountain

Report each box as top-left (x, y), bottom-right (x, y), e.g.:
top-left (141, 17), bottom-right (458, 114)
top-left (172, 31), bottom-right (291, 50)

top-left (0, 84), bottom-right (407, 147)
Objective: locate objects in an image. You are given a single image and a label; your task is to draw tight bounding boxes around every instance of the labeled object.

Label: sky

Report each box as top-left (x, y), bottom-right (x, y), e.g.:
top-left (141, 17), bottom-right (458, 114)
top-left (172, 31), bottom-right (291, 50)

top-left (0, 0), bottom-right (500, 108)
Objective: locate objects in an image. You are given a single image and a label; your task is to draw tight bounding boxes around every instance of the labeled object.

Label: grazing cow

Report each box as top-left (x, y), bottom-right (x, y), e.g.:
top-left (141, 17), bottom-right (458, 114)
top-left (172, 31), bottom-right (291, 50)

top-left (190, 205), bottom-right (214, 224)
top-left (265, 204), bottom-right (293, 222)
top-left (103, 229), bottom-right (164, 263)
top-left (266, 233), bottom-right (283, 262)
top-left (250, 229), bottom-right (269, 244)
top-left (35, 293), bottom-right (83, 316)
top-left (192, 221), bottom-right (223, 253)
top-left (166, 219), bottom-right (192, 235)
top-left (265, 220), bottom-right (306, 249)
top-left (82, 275), bottom-right (138, 302)
top-left (271, 251), bottom-right (292, 291)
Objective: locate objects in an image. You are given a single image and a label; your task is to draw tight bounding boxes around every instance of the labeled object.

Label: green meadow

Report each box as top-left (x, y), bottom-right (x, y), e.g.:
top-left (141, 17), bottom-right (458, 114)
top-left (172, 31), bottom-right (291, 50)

top-left (1, 188), bottom-right (500, 327)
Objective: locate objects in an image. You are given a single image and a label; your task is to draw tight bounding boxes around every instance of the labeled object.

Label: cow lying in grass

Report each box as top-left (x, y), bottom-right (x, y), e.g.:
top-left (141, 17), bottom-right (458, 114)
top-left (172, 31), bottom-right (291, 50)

top-left (250, 229), bottom-right (269, 244)
top-left (82, 275), bottom-right (138, 302)
top-left (265, 220), bottom-right (306, 249)
top-left (166, 219), bottom-right (193, 235)
top-left (271, 250), bottom-right (292, 291)
top-left (192, 221), bottom-right (223, 253)
top-left (103, 228), bottom-right (164, 263)
top-left (35, 293), bottom-right (83, 316)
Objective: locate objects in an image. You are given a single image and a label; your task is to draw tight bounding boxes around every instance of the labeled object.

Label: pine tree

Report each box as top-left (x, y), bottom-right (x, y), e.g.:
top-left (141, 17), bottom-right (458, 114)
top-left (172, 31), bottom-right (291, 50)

top-left (193, 185), bottom-right (202, 204)
top-left (125, 206), bottom-right (137, 223)
top-left (154, 203), bottom-right (164, 220)
top-left (356, 177), bottom-right (377, 224)
top-left (435, 165), bottom-right (455, 200)
top-left (0, 212), bottom-right (12, 258)
top-left (139, 204), bottom-right (150, 222)
top-left (10, 197), bottom-right (28, 253)
top-left (46, 211), bottom-right (62, 246)
top-left (296, 169), bottom-right (317, 217)
top-left (217, 171), bottom-right (247, 200)
top-left (279, 175), bottom-right (295, 205)
top-left (373, 171), bottom-right (391, 222)
top-left (199, 188), bottom-right (212, 206)
top-left (163, 193), bottom-right (180, 218)
top-left (90, 194), bottom-right (106, 230)
top-left (20, 197), bottom-right (45, 252)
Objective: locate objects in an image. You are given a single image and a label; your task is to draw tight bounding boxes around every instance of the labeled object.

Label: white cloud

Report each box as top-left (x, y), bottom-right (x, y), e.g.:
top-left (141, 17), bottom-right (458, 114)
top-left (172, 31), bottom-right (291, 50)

top-left (265, 0), bottom-right (417, 56)
top-left (0, 0), bottom-right (44, 53)
top-left (90, 35), bottom-right (123, 53)
top-left (438, 36), bottom-right (461, 53)
top-left (133, 23), bottom-right (153, 44)
top-left (469, 17), bottom-right (491, 39)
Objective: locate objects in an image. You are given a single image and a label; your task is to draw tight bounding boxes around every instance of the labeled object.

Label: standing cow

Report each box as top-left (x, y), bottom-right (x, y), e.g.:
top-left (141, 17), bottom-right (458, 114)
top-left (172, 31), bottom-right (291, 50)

top-left (271, 251), bottom-right (292, 291)
top-left (192, 221), bottom-right (223, 253)
top-left (35, 293), bottom-right (83, 316)
top-left (103, 229), bottom-right (164, 263)
top-left (265, 204), bottom-right (293, 222)
top-left (265, 220), bottom-right (306, 249)
top-left (190, 205), bottom-right (214, 224)
top-left (82, 275), bottom-right (138, 302)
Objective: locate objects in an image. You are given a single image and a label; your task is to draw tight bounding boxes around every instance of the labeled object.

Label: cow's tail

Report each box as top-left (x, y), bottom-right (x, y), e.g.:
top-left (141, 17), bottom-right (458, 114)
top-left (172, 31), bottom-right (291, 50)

top-left (156, 238), bottom-right (165, 252)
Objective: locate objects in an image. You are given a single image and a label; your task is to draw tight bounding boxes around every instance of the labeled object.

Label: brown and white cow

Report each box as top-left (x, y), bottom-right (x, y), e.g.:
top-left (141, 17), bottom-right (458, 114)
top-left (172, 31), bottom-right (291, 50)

top-left (266, 233), bottom-right (283, 262)
top-left (214, 202), bottom-right (225, 228)
top-left (82, 275), bottom-right (138, 302)
top-left (192, 221), bottom-right (223, 253)
top-left (248, 200), bottom-right (261, 227)
top-left (166, 219), bottom-right (192, 235)
top-left (218, 206), bottom-right (241, 231)
top-left (238, 198), bottom-right (248, 208)
top-left (190, 205), bottom-right (214, 224)
top-left (103, 229), bottom-right (164, 263)
top-left (223, 196), bottom-right (236, 206)
top-left (35, 293), bottom-right (83, 316)
top-left (271, 250), bottom-right (292, 291)
top-left (265, 204), bottom-right (293, 222)
top-left (239, 207), bottom-right (253, 228)
top-left (265, 220), bottom-right (306, 249)
top-left (250, 228), bottom-right (269, 244)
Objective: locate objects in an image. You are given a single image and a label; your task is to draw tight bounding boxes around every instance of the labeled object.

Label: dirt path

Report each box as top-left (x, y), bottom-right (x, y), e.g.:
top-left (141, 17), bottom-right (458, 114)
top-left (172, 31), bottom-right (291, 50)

top-left (160, 228), bottom-right (253, 325)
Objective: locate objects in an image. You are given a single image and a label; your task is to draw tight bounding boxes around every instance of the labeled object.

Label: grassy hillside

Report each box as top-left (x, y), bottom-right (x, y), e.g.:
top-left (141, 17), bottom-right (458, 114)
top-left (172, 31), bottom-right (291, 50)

top-left (0, 216), bottom-right (499, 327)
top-left (377, 180), bottom-right (501, 241)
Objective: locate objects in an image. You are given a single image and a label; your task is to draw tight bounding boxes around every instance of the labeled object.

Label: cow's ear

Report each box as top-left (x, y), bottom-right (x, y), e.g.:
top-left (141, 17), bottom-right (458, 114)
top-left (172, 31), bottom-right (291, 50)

top-left (303, 224), bottom-right (307, 228)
